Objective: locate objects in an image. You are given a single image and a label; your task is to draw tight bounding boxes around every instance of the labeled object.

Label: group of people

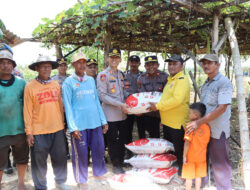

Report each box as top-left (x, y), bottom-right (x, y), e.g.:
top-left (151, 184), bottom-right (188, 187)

top-left (0, 43), bottom-right (233, 190)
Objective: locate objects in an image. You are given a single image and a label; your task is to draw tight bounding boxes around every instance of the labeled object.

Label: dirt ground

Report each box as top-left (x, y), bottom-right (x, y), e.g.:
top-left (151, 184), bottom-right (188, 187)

top-left (1, 103), bottom-right (249, 190)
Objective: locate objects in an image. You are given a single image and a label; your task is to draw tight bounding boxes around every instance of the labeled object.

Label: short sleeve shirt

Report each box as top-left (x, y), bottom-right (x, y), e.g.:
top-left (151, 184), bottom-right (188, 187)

top-left (184, 123), bottom-right (210, 163)
top-left (201, 73), bottom-right (233, 139)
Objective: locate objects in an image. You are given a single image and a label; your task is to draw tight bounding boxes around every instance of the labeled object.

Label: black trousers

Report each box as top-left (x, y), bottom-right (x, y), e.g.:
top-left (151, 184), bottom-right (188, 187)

top-left (125, 115), bottom-right (144, 144)
top-left (140, 116), bottom-right (160, 138)
top-left (107, 120), bottom-right (128, 166)
top-left (163, 125), bottom-right (184, 176)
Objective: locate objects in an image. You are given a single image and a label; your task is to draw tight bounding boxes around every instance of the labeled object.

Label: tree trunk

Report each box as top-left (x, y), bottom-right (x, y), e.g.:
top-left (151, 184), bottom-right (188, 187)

top-left (225, 17), bottom-right (250, 190)
top-left (55, 45), bottom-right (63, 60)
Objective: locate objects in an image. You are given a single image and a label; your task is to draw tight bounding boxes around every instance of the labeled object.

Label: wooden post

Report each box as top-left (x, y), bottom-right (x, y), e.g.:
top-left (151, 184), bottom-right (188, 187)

top-left (55, 45), bottom-right (63, 60)
top-left (194, 51), bottom-right (198, 102)
top-left (126, 50), bottom-right (130, 71)
top-left (212, 12), bottom-right (219, 52)
top-left (189, 71), bottom-right (201, 99)
top-left (104, 17), bottom-right (112, 68)
top-left (225, 17), bottom-right (250, 190)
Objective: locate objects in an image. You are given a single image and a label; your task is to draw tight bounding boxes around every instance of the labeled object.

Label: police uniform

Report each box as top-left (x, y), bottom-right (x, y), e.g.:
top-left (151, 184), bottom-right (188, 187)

top-left (97, 48), bottom-right (127, 169)
top-left (51, 58), bottom-right (70, 87)
top-left (124, 55), bottom-right (144, 145)
top-left (86, 59), bottom-right (98, 81)
top-left (137, 56), bottom-right (169, 138)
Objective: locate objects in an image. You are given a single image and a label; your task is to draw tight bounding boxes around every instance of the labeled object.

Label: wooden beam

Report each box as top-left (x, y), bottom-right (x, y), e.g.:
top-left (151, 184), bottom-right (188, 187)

top-left (239, 23), bottom-right (250, 31)
top-left (170, 0), bottom-right (212, 16)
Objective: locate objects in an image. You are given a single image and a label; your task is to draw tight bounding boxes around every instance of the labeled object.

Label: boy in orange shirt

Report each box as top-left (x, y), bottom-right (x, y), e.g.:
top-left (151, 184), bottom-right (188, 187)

top-left (182, 102), bottom-right (210, 190)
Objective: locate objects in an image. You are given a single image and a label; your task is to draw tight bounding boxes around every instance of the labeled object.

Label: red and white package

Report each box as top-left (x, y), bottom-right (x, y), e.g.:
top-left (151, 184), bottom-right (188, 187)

top-left (127, 167), bottom-right (178, 184)
top-left (125, 92), bottom-right (162, 114)
top-left (125, 153), bottom-right (176, 169)
top-left (125, 138), bottom-right (174, 154)
top-left (108, 174), bottom-right (161, 190)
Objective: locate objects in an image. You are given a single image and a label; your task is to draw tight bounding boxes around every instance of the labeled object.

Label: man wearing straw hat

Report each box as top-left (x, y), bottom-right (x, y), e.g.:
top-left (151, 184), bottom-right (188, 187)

top-left (23, 54), bottom-right (69, 190)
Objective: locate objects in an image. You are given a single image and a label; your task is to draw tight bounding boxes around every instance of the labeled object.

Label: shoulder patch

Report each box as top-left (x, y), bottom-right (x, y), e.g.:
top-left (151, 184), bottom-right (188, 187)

top-left (100, 74), bottom-right (106, 82)
top-left (178, 77), bottom-right (184, 79)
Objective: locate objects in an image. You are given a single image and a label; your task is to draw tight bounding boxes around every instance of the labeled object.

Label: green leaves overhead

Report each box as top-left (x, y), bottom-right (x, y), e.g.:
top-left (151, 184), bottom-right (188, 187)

top-left (32, 0), bottom-right (250, 55)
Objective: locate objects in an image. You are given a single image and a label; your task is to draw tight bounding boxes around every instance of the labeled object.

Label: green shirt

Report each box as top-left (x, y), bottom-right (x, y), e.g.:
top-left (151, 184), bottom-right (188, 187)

top-left (0, 76), bottom-right (26, 137)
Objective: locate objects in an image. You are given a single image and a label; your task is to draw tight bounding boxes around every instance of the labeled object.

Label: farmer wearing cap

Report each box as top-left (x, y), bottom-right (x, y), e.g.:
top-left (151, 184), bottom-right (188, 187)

top-left (186, 54), bottom-right (232, 190)
top-left (0, 43), bottom-right (28, 190)
top-left (86, 59), bottom-right (98, 80)
top-left (137, 55), bottom-right (168, 138)
top-left (148, 54), bottom-right (190, 181)
top-left (23, 54), bottom-right (69, 190)
top-left (62, 52), bottom-right (108, 189)
top-left (97, 48), bottom-right (129, 174)
top-left (52, 58), bottom-right (71, 160)
top-left (123, 55), bottom-right (143, 158)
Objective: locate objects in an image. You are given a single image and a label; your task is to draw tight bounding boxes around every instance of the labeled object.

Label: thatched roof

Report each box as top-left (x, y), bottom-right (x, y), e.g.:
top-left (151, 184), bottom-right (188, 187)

top-left (33, 0), bottom-right (250, 54)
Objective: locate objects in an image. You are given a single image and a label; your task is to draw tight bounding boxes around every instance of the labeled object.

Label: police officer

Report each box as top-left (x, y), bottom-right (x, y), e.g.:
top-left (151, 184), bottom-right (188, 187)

top-left (124, 55), bottom-right (143, 152)
top-left (52, 58), bottom-right (70, 86)
top-left (97, 48), bottom-right (128, 174)
top-left (137, 55), bottom-right (168, 138)
top-left (86, 59), bottom-right (98, 80)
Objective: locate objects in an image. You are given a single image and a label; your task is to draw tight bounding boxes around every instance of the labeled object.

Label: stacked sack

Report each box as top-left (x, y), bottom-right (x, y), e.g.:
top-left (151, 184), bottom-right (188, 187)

top-left (124, 138), bottom-right (178, 184)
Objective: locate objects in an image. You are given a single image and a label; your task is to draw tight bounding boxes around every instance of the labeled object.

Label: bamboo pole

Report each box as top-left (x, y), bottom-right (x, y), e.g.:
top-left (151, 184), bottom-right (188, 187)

top-left (225, 17), bottom-right (250, 190)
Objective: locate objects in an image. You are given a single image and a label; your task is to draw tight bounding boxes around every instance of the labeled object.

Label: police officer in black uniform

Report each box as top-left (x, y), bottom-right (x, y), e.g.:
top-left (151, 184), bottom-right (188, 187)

top-left (137, 55), bottom-right (168, 138)
top-left (124, 55), bottom-right (143, 158)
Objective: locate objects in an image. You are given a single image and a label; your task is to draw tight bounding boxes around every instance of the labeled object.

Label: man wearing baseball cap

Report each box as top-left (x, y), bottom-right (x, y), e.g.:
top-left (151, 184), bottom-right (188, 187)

top-left (186, 54), bottom-right (233, 190)
top-left (0, 43), bottom-right (29, 190)
top-left (137, 55), bottom-right (168, 138)
top-left (97, 48), bottom-right (129, 174)
top-left (23, 54), bottom-right (69, 190)
top-left (63, 52), bottom-right (108, 189)
top-left (148, 54), bottom-right (190, 182)
top-left (86, 58), bottom-right (98, 80)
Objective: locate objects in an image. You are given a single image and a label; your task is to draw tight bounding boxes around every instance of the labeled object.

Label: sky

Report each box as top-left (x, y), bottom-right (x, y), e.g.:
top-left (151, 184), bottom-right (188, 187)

top-left (0, 0), bottom-right (249, 69)
top-left (0, 0), bottom-right (77, 66)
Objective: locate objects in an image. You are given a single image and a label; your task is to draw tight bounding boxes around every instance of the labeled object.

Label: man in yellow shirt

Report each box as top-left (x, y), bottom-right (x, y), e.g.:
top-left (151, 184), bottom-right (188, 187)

top-left (148, 54), bottom-right (190, 181)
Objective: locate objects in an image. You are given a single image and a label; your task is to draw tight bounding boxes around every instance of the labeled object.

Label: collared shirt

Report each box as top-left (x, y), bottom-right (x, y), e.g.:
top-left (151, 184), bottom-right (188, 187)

top-left (156, 71), bottom-right (190, 129)
top-left (137, 70), bottom-right (168, 93)
top-left (124, 70), bottom-right (142, 99)
top-left (51, 73), bottom-right (70, 87)
top-left (97, 66), bottom-right (127, 122)
top-left (201, 73), bottom-right (233, 139)
top-left (137, 70), bottom-right (168, 118)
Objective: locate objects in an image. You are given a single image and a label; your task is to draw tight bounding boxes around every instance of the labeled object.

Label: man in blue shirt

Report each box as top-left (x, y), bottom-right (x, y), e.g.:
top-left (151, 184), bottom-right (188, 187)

top-left (63, 52), bottom-right (108, 190)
